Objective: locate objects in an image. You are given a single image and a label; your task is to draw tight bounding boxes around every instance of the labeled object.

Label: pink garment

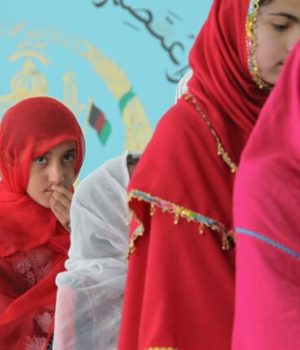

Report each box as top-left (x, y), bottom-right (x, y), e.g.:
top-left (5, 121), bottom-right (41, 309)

top-left (232, 40), bottom-right (300, 350)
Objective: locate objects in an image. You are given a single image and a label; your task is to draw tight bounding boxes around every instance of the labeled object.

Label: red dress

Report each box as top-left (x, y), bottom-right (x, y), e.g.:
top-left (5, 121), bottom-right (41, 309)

top-left (118, 0), bottom-right (269, 349)
top-left (0, 97), bottom-right (84, 349)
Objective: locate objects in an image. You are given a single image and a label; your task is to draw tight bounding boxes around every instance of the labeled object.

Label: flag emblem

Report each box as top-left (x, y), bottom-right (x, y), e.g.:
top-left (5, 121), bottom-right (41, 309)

top-left (87, 102), bottom-right (111, 145)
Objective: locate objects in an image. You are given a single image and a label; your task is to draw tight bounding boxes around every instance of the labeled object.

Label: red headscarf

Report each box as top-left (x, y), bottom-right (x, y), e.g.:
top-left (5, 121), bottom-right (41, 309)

top-left (0, 97), bottom-right (84, 350)
top-left (118, 0), bottom-right (269, 349)
top-left (232, 41), bottom-right (300, 349)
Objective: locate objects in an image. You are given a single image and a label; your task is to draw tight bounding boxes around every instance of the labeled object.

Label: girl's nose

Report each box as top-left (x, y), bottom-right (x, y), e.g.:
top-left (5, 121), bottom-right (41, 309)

top-left (48, 163), bottom-right (64, 185)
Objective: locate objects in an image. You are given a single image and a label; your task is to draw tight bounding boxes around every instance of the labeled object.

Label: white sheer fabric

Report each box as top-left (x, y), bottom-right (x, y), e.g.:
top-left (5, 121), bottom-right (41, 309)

top-left (175, 69), bottom-right (192, 101)
top-left (53, 154), bottom-right (129, 350)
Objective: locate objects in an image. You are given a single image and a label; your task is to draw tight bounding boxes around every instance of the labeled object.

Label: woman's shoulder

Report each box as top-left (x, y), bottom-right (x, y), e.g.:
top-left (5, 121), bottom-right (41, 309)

top-left (149, 97), bottom-right (209, 151)
top-left (157, 98), bottom-right (196, 129)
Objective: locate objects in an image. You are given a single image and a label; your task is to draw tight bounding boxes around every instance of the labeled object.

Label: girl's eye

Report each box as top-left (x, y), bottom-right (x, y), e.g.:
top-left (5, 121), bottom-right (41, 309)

top-left (63, 152), bottom-right (75, 163)
top-left (272, 23), bottom-right (288, 32)
top-left (35, 156), bottom-right (47, 165)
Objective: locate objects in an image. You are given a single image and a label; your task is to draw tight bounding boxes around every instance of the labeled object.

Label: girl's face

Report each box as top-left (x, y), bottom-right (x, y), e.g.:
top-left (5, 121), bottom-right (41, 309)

top-left (256, 0), bottom-right (300, 85)
top-left (26, 140), bottom-right (77, 208)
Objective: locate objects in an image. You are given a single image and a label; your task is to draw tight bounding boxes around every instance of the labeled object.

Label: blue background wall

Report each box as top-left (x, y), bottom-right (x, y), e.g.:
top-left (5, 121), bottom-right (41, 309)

top-left (0, 0), bottom-right (212, 179)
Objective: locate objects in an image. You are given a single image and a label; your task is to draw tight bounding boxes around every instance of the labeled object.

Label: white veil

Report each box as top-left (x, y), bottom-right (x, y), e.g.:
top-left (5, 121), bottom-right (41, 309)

top-left (175, 69), bottom-right (192, 101)
top-left (53, 154), bottom-right (129, 350)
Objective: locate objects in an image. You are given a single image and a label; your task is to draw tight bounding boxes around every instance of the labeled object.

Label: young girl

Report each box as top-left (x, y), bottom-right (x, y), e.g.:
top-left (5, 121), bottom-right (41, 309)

top-left (53, 153), bottom-right (139, 350)
top-left (117, 0), bottom-right (300, 349)
top-left (0, 97), bottom-right (84, 350)
top-left (232, 40), bottom-right (300, 349)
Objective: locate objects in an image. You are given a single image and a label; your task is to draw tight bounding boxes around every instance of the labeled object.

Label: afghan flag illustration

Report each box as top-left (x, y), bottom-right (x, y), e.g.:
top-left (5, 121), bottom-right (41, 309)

top-left (88, 102), bottom-right (111, 145)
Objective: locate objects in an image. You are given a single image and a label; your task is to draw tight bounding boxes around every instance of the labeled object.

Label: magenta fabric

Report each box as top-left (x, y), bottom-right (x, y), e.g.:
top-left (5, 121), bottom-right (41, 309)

top-left (232, 40), bottom-right (300, 349)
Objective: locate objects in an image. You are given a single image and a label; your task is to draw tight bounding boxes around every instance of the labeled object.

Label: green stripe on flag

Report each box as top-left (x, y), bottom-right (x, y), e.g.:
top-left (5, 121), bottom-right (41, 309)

top-left (98, 120), bottom-right (111, 145)
top-left (119, 88), bottom-right (136, 114)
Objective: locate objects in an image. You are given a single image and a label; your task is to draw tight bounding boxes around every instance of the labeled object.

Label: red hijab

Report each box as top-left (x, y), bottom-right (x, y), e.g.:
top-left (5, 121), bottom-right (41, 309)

top-left (118, 0), bottom-right (269, 349)
top-left (232, 41), bottom-right (300, 349)
top-left (0, 97), bottom-right (84, 350)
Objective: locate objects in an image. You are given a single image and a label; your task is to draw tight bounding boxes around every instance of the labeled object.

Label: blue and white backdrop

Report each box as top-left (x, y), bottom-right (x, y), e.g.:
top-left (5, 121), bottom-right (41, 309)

top-left (0, 0), bottom-right (212, 179)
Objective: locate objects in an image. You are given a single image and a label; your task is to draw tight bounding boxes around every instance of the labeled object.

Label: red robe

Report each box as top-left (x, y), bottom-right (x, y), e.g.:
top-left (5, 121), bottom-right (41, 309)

top-left (118, 0), bottom-right (269, 349)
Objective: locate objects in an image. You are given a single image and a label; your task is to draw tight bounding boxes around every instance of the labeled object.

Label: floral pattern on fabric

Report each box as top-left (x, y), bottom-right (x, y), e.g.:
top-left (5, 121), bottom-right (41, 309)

top-left (23, 310), bottom-right (54, 350)
top-left (34, 311), bottom-right (53, 334)
top-left (24, 336), bottom-right (47, 350)
top-left (12, 247), bottom-right (52, 287)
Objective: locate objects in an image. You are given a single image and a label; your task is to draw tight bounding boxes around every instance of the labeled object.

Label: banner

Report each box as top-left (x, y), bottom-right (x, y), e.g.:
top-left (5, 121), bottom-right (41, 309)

top-left (0, 0), bottom-right (212, 178)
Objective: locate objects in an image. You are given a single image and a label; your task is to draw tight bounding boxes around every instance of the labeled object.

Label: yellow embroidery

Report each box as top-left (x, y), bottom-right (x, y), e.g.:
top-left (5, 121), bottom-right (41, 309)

top-left (183, 92), bottom-right (237, 173)
top-left (246, 0), bottom-right (271, 90)
top-left (127, 220), bottom-right (144, 258)
top-left (127, 190), bottom-right (235, 257)
top-left (146, 348), bottom-right (178, 350)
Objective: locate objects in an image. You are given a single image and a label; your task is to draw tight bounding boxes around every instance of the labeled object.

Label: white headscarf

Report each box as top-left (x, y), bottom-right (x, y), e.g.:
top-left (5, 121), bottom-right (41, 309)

top-left (53, 154), bottom-right (129, 350)
top-left (175, 69), bottom-right (192, 101)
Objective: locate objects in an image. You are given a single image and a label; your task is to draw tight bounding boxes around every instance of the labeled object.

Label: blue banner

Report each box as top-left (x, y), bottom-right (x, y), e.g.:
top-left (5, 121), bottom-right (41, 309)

top-left (0, 0), bottom-right (212, 178)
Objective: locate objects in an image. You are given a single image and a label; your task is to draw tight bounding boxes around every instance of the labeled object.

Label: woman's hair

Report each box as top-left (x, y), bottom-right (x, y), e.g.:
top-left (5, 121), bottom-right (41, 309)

top-left (259, 0), bottom-right (273, 5)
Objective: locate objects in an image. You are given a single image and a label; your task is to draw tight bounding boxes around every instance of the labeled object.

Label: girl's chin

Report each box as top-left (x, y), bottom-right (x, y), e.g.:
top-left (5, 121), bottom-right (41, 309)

top-left (39, 201), bottom-right (51, 209)
top-left (35, 196), bottom-right (51, 209)
top-left (261, 75), bottom-right (277, 86)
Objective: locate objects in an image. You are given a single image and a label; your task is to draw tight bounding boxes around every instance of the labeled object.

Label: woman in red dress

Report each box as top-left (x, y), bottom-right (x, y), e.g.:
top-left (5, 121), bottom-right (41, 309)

top-left (118, 0), bottom-right (300, 349)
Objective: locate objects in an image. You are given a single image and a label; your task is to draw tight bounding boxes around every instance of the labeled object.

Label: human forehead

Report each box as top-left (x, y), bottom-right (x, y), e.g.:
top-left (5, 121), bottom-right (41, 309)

top-left (41, 140), bottom-right (76, 156)
top-left (260, 0), bottom-right (300, 15)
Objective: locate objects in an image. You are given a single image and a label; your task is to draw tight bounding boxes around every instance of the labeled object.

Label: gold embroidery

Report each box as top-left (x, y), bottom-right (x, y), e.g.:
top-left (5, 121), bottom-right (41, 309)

top-left (246, 0), bottom-right (271, 90)
top-left (127, 190), bottom-right (235, 257)
top-left (127, 219), bottom-right (144, 258)
top-left (150, 202), bottom-right (156, 216)
top-left (146, 348), bottom-right (178, 350)
top-left (183, 92), bottom-right (237, 173)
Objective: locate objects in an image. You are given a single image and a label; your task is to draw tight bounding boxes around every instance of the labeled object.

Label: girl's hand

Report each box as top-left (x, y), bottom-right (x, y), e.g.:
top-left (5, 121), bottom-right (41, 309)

top-left (50, 185), bottom-right (73, 231)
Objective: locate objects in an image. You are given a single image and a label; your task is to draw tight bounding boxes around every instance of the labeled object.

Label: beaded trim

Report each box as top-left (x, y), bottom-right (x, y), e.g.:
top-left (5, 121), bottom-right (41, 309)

top-left (183, 92), bottom-right (237, 173)
top-left (127, 190), bottom-right (235, 257)
top-left (146, 348), bottom-right (178, 350)
top-left (246, 0), bottom-right (271, 90)
top-left (128, 220), bottom-right (144, 258)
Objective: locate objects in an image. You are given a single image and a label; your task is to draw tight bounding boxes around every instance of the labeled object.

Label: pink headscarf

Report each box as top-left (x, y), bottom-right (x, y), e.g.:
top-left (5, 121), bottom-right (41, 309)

top-left (232, 40), bottom-right (300, 349)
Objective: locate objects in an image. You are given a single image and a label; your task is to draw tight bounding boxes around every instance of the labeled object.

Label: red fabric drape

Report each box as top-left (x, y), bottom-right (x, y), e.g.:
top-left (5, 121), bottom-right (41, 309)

top-left (0, 97), bottom-right (84, 350)
top-left (118, 0), bottom-right (269, 349)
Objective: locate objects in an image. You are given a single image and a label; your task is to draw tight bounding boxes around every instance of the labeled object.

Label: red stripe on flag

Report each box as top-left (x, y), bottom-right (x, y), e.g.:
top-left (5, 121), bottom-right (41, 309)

top-left (94, 114), bottom-right (105, 132)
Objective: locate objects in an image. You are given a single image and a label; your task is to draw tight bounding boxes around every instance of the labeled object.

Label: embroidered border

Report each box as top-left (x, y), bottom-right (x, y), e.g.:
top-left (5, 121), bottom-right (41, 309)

top-left (246, 0), bottom-right (271, 90)
top-left (183, 92), bottom-right (237, 173)
top-left (128, 220), bottom-right (144, 258)
top-left (237, 227), bottom-right (300, 260)
top-left (128, 190), bottom-right (235, 257)
top-left (146, 348), bottom-right (178, 350)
